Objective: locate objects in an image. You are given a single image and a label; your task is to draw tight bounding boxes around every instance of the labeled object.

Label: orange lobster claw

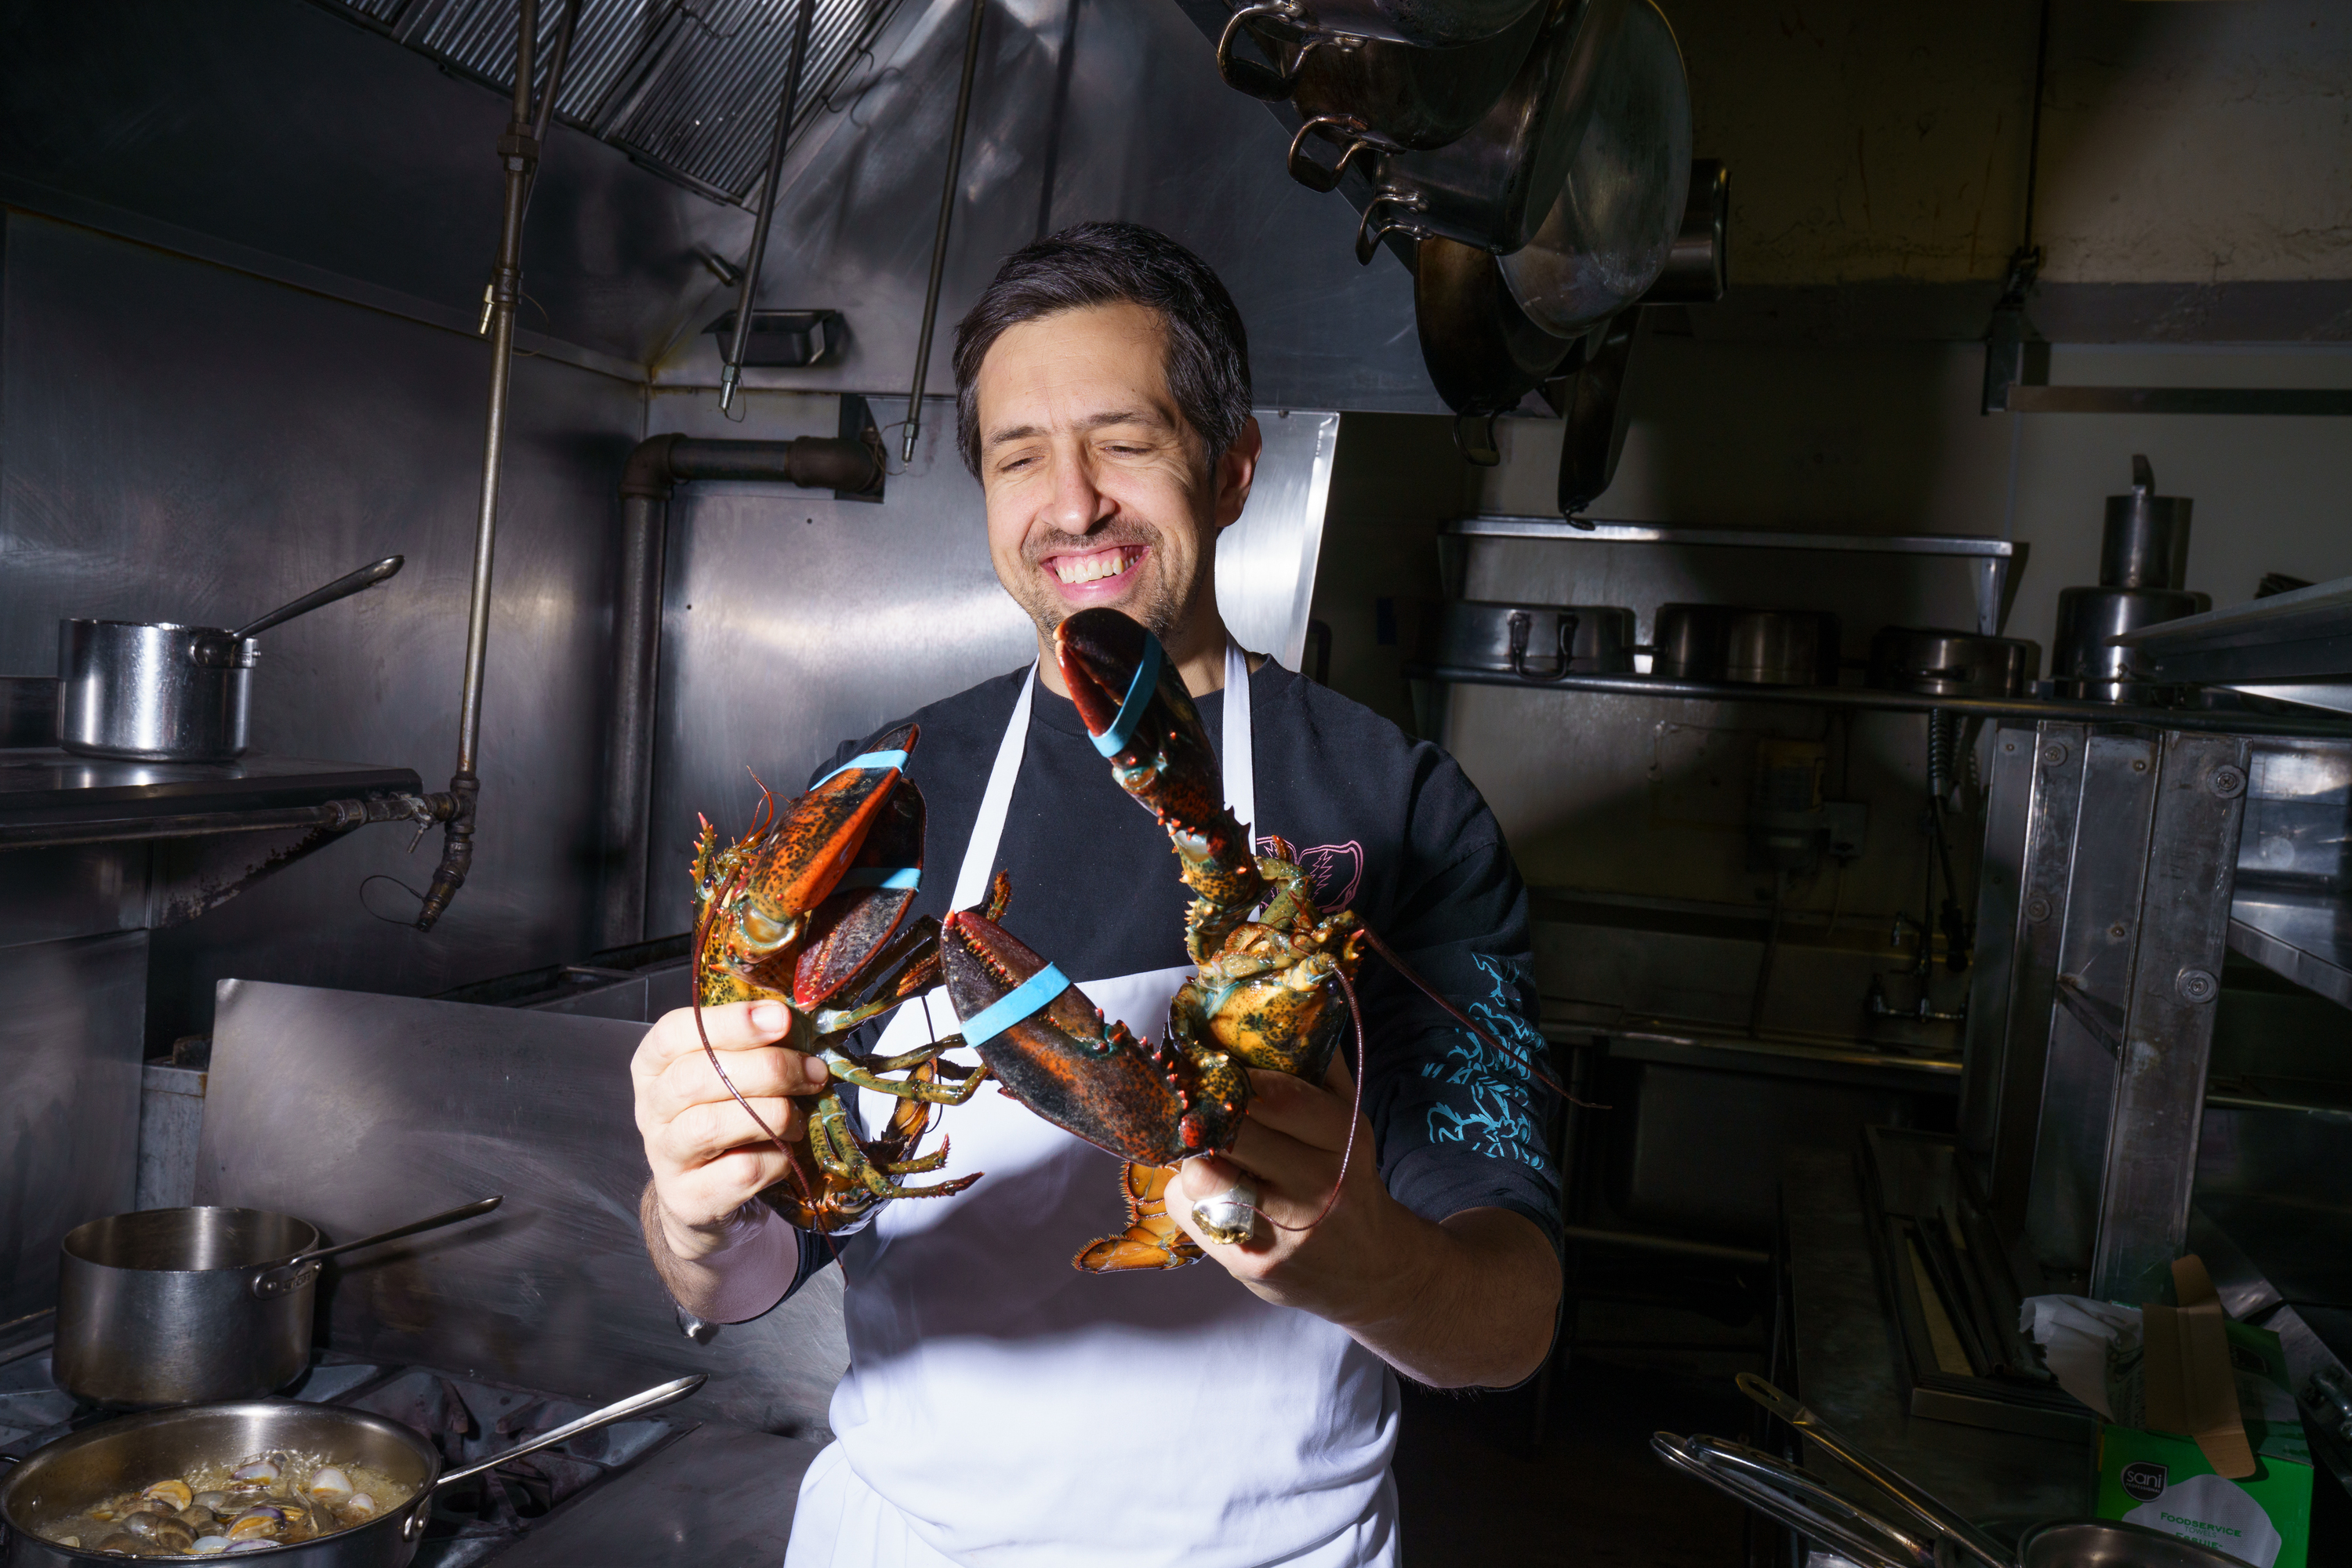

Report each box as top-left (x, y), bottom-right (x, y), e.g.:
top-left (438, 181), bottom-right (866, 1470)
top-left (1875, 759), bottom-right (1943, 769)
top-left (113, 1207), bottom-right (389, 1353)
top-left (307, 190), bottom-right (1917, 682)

top-left (939, 908), bottom-right (1245, 1167)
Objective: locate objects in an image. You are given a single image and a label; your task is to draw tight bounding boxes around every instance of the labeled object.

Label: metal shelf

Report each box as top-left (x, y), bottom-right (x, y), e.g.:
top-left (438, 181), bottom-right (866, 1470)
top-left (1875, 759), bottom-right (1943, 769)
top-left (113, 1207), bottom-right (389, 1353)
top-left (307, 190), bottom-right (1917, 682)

top-left (2228, 887), bottom-right (2352, 1011)
top-left (1402, 662), bottom-right (2352, 739)
top-left (1445, 517), bottom-right (2027, 638)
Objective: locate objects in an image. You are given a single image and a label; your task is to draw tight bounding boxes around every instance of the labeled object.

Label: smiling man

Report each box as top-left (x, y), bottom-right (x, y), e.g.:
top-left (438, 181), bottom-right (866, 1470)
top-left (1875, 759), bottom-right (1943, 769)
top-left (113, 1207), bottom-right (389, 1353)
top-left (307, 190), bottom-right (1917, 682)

top-left (630, 222), bottom-right (1561, 1568)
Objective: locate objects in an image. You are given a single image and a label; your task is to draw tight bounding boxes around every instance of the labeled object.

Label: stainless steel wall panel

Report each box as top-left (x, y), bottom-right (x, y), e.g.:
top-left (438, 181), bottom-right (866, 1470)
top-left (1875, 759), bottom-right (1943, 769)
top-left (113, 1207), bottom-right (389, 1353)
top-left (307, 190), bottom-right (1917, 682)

top-left (1, 214), bottom-right (642, 1047)
top-left (2022, 732), bottom-right (2161, 1276)
top-left (1956, 724), bottom-right (2036, 1191)
top-left (2088, 730), bottom-right (2247, 1305)
top-left (201, 979), bottom-right (849, 1437)
top-left (643, 391), bottom-right (1035, 938)
top-left (655, 0), bottom-right (1440, 413)
top-left (1218, 412), bottom-right (1339, 671)
top-left (0, 930), bottom-right (147, 1323)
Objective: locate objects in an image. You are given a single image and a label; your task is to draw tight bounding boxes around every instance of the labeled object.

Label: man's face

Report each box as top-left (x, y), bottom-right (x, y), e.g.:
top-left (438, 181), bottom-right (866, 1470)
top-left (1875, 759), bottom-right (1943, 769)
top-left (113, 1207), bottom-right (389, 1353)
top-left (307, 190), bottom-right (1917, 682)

top-left (973, 300), bottom-right (1254, 648)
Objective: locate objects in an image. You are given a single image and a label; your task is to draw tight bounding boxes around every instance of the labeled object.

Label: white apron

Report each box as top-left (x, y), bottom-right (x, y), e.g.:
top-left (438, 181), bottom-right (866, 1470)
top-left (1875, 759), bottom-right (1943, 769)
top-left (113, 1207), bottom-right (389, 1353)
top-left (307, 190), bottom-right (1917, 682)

top-left (783, 644), bottom-right (1401, 1568)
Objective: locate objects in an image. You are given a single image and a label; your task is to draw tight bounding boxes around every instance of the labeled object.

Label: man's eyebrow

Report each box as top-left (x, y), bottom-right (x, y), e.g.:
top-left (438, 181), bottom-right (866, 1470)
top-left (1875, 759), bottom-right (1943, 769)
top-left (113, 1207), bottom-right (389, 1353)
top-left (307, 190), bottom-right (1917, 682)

top-left (983, 407), bottom-right (1176, 449)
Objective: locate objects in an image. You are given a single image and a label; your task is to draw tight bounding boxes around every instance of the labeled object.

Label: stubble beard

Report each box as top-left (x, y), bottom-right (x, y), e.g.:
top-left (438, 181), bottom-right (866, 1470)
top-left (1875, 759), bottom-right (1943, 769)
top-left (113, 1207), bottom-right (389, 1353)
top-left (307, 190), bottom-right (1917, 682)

top-left (1014, 529), bottom-right (1191, 644)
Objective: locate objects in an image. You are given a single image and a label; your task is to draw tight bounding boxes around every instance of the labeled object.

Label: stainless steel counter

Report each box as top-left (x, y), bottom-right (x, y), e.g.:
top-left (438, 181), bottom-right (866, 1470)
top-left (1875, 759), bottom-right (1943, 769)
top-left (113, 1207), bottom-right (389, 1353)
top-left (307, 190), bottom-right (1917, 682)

top-left (1784, 1148), bottom-right (2090, 1537)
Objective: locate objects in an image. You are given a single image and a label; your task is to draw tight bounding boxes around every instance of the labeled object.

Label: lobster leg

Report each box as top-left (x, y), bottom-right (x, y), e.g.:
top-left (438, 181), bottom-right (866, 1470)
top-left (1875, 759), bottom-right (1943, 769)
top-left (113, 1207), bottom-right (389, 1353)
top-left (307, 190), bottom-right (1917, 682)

top-left (822, 1048), bottom-right (993, 1105)
top-left (808, 1089), bottom-right (981, 1203)
top-left (1074, 1162), bottom-right (1206, 1273)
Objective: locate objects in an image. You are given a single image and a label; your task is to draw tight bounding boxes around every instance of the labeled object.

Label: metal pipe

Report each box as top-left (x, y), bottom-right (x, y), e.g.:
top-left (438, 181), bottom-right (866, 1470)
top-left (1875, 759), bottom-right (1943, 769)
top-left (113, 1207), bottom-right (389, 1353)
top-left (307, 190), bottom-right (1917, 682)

top-left (901, 0), bottom-right (989, 465)
top-left (720, 0), bottom-right (816, 414)
top-left (418, 0), bottom-right (579, 932)
top-left (0, 793), bottom-right (453, 851)
top-left (598, 432), bottom-right (884, 949)
top-left (1402, 662), bottom-right (2352, 739)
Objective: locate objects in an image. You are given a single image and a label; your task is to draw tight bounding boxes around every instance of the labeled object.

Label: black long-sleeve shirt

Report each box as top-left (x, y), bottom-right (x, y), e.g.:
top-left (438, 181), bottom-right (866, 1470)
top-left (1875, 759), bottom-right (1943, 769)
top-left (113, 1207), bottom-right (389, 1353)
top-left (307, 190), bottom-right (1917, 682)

top-left (780, 658), bottom-right (1559, 1291)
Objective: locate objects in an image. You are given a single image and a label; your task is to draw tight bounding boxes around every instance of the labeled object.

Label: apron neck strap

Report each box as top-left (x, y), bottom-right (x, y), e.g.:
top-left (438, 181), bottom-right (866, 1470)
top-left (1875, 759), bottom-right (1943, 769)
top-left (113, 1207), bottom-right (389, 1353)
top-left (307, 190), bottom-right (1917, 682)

top-left (1221, 638), bottom-right (1254, 837)
top-left (946, 641), bottom-right (1257, 911)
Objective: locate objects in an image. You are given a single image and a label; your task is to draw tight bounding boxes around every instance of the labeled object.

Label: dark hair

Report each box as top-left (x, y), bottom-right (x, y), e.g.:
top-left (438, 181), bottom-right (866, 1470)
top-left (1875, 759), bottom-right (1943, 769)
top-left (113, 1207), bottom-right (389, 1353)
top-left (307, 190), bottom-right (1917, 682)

top-left (951, 221), bottom-right (1252, 477)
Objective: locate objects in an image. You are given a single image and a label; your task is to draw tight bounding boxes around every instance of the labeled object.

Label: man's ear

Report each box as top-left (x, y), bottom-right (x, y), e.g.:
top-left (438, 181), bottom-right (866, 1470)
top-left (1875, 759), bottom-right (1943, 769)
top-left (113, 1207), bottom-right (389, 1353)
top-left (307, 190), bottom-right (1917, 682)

top-left (1213, 415), bottom-right (1263, 531)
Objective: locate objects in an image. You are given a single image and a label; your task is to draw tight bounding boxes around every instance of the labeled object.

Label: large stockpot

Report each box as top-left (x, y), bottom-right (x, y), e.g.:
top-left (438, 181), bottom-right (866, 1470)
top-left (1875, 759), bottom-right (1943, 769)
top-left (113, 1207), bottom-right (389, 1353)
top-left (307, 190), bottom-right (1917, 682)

top-left (1423, 601), bottom-right (1635, 679)
top-left (53, 1200), bottom-right (499, 1410)
top-left (57, 557), bottom-right (402, 763)
top-left (0, 1376), bottom-right (702, 1568)
top-left (1653, 606), bottom-right (1840, 687)
top-left (1867, 627), bottom-right (2041, 700)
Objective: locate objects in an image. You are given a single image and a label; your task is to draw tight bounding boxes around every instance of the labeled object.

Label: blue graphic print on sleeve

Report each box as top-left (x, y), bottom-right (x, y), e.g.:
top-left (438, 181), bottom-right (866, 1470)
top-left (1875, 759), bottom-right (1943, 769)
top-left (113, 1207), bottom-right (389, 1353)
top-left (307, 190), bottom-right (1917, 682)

top-left (1421, 953), bottom-right (1556, 1181)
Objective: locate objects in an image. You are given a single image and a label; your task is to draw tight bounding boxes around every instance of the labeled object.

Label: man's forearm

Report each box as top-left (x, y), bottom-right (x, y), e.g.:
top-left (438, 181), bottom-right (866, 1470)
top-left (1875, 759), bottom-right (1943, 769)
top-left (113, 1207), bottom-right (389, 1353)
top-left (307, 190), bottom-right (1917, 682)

top-left (1338, 1205), bottom-right (1559, 1389)
top-left (638, 1179), bottom-right (800, 1324)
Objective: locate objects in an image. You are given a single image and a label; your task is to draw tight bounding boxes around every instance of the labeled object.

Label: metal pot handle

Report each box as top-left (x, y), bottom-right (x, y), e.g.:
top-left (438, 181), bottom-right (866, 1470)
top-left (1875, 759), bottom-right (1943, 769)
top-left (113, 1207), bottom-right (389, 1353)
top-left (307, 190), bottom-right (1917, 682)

top-left (252, 1196), bottom-right (503, 1300)
top-left (1215, 2), bottom-right (1305, 99)
top-left (403, 1374), bottom-right (706, 1541)
top-left (1736, 1374), bottom-right (2012, 1568)
top-left (1652, 1432), bottom-right (1938, 1568)
top-left (1354, 191), bottom-right (1425, 265)
top-left (1507, 612), bottom-right (1579, 682)
top-left (1286, 115), bottom-right (1396, 194)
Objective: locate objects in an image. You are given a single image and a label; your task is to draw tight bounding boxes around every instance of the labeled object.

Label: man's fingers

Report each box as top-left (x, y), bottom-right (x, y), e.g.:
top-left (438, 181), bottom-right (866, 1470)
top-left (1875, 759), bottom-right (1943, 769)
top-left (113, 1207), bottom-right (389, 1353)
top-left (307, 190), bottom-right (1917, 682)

top-left (1240, 1066), bottom-right (1356, 1153)
top-left (633, 1000), bottom-right (793, 1080)
top-left (649, 1041), bottom-right (825, 1121)
top-left (657, 1094), bottom-right (806, 1169)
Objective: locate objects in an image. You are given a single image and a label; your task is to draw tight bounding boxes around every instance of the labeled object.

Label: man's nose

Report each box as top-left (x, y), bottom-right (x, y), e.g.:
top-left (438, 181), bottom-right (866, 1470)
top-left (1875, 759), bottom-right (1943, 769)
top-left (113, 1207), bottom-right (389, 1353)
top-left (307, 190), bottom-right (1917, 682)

top-left (1045, 444), bottom-right (1112, 535)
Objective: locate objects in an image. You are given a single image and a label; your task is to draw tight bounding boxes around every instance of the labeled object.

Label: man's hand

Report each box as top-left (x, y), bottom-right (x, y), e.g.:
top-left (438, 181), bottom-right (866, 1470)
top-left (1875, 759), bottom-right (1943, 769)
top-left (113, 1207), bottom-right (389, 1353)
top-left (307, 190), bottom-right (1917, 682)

top-left (631, 1000), bottom-right (826, 1296)
top-left (1160, 1054), bottom-right (1560, 1389)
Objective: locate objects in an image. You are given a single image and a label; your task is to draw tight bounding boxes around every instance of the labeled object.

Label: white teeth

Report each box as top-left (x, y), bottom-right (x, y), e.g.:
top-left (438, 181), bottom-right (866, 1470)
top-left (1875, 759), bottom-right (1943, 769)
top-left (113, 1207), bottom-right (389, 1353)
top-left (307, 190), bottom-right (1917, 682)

top-left (1054, 550), bottom-right (1131, 586)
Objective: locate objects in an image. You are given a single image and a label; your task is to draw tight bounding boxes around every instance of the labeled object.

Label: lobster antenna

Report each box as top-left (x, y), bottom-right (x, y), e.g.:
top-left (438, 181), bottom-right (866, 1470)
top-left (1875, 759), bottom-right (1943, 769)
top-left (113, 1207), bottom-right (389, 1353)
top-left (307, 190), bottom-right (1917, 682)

top-left (1250, 960), bottom-right (1369, 1236)
top-left (688, 868), bottom-right (842, 1265)
top-left (1354, 924), bottom-right (1606, 1110)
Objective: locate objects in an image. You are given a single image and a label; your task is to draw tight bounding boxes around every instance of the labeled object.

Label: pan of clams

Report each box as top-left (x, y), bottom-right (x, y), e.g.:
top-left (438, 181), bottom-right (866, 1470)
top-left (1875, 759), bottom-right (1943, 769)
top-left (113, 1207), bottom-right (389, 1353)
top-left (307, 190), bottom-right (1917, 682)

top-left (0, 1374), bottom-right (704, 1564)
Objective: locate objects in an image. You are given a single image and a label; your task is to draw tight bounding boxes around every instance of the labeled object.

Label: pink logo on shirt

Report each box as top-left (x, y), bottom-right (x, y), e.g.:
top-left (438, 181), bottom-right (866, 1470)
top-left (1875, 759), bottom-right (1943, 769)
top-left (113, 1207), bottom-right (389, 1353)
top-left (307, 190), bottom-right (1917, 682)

top-left (1258, 837), bottom-right (1363, 910)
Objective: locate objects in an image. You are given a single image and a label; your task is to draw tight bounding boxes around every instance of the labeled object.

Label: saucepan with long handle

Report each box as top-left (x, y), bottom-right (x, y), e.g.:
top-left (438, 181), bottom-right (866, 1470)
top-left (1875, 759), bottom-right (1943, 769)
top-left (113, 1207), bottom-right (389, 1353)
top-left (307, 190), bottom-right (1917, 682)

top-left (52, 1198), bottom-right (502, 1410)
top-left (0, 1374), bottom-right (704, 1567)
top-left (59, 555), bottom-right (403, 763)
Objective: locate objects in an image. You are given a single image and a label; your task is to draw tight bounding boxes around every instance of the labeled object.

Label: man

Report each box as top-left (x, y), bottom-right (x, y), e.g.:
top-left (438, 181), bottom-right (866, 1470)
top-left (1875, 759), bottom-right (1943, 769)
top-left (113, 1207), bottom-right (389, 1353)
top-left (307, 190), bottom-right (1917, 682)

top-left (630, 222), bottom-right (1559, 1567)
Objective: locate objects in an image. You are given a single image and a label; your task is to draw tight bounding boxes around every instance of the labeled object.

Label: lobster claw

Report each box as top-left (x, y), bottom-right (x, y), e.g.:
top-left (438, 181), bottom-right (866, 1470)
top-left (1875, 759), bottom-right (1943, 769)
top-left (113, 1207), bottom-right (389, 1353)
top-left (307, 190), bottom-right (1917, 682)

top-left (939, 907), bottom-right (1245, 1166)
top-left (1055, 610), bottom-right (1263, 917)
top-left (710, 722), bottom-right (924, 1007)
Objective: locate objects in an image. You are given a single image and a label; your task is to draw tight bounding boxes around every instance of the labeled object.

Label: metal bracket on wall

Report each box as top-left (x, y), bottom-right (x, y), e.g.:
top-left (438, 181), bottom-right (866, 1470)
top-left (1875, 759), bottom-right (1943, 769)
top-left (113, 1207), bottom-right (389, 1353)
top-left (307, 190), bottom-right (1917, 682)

top-left (1984, 339), bottom-right (2352, 417)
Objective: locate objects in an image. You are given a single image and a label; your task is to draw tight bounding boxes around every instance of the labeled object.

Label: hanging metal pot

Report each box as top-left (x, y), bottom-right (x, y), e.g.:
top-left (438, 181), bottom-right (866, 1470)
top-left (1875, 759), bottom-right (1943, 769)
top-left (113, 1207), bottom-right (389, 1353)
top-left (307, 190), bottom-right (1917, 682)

top-left (1414, 234), bottom-right (1581, 448)
top-left (1352, 0), bottom-right (1630, 263)
top-left (1216, 0), bottom-right (1548, 85)
top-left (1496, 0), bottom-right (1692, 337)
top-left (1265, 6), bottom-right (1550, 191)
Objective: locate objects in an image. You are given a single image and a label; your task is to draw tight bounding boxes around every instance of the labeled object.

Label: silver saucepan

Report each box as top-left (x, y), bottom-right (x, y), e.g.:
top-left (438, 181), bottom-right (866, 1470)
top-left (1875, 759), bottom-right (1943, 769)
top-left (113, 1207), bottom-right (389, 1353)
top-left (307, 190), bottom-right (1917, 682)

top-left (59, 556), bottom-right (402, 763)
top-left (53, 1199), bottom-right (500, 1410)
top-left (0, 1374), bottom-right (703, 1566)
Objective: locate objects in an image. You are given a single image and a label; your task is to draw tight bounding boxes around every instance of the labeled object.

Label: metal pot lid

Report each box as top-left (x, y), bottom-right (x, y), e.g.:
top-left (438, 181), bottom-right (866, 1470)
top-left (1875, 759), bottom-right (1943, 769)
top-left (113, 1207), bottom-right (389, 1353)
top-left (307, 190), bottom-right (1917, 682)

top-left (1498, 0), bottom-right (1692, 337)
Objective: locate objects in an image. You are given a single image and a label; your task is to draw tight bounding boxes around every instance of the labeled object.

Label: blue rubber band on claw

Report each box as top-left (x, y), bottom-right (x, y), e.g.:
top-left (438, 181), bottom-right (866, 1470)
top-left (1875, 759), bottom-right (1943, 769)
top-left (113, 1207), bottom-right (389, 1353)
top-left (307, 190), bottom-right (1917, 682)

top-left (812, 748), bottom-right (909, 789)
top-left (957, 964), bottom-right (1072, 1047)
top-left (835, 866), bottom-right (920, 891)
top-left (1089, 635), bottom-right (1163, 759)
